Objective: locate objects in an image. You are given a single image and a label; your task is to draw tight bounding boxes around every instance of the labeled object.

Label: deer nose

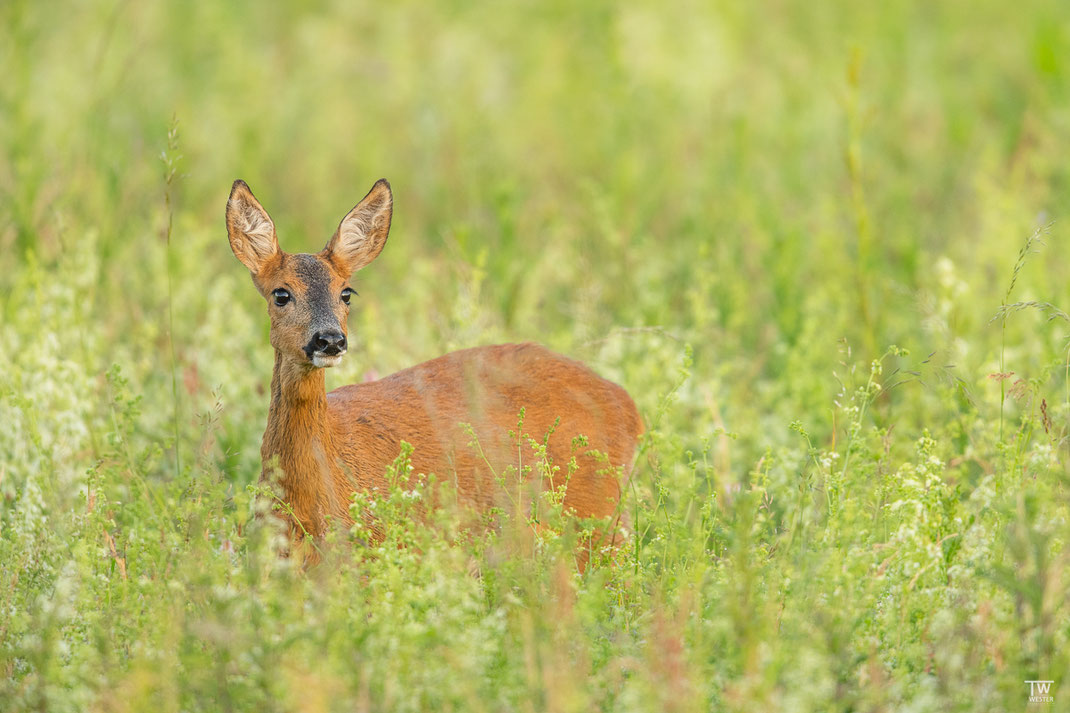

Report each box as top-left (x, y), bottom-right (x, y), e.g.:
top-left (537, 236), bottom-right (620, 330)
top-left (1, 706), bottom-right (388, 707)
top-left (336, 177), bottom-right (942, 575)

top-left (312, 330), bottom-right (347, 355)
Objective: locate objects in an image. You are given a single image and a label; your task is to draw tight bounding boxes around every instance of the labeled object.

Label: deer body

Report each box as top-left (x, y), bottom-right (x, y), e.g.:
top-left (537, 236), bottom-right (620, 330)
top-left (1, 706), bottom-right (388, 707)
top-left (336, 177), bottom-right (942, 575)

top-left (227, 179), bottom-right (641, 548)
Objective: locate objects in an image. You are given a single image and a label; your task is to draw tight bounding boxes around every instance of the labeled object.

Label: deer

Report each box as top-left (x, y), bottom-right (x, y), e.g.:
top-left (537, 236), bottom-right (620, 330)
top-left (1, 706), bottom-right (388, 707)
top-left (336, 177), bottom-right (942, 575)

top-left (225, 178), bottom-right (643, 564)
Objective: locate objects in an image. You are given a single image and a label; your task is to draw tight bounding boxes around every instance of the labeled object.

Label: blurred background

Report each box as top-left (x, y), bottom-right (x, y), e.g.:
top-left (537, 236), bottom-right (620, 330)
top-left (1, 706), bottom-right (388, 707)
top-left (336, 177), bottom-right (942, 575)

top-left (3, 1), bottom-right (1070, 710)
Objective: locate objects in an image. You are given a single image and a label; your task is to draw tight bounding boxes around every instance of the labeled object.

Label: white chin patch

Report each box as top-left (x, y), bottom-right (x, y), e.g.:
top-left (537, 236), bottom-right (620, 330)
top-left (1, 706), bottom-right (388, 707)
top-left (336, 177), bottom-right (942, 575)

top-left (312, 354), bottom-right (343, 368)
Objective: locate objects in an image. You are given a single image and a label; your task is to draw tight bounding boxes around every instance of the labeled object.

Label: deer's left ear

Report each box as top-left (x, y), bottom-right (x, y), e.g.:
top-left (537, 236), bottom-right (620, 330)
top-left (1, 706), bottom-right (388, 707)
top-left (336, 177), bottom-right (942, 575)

top-left (325, 179), bottom-right (392, 276)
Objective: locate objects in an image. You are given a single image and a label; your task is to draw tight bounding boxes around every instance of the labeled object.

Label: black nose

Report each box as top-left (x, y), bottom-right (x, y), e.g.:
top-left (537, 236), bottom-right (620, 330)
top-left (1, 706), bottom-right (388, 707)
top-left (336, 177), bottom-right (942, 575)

top-left (311, 330), bottom-right (347, 355)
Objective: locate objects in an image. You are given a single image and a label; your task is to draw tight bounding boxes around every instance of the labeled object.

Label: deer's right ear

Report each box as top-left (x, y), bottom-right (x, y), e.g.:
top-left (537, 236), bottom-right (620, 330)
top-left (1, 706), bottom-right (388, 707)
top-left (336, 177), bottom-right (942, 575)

top-left (226, 180), bottom-right (279, 275)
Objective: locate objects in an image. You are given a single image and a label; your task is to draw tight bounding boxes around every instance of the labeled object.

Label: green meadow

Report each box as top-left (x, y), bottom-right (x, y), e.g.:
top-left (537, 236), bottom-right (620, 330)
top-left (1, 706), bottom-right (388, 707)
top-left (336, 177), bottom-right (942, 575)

top-left (3, 1), bottom-right (1070, 710)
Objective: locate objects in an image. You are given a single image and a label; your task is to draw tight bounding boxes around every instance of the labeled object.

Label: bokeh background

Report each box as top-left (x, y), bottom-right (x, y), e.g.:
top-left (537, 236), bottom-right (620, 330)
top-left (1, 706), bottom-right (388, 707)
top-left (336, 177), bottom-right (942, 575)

top-left (3, 1), bottom-right (1070, 711)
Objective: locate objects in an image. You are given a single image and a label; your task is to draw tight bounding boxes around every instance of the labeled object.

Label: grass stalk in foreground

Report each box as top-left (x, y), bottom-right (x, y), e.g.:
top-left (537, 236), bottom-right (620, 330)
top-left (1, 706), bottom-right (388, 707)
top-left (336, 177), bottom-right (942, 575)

top-left (161, 116), bottom-right (183, 480)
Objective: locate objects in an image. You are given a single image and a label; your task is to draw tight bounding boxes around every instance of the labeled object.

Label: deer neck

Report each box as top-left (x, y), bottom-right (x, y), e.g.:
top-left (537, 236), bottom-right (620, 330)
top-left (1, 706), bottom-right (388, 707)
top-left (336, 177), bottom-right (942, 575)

top-left (261, 351), bottom-right (342, 536)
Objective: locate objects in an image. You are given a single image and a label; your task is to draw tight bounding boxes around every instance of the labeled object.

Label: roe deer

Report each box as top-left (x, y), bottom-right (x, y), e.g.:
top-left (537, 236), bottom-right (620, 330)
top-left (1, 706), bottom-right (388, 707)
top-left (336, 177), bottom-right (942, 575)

top-left (226, 178), bottom-right (642, 560)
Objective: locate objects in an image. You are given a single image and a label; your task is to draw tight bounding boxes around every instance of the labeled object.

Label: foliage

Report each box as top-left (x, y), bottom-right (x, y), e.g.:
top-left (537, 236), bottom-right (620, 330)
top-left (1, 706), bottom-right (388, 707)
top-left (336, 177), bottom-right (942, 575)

top-left (2, 0), bottom-right (1070, 710)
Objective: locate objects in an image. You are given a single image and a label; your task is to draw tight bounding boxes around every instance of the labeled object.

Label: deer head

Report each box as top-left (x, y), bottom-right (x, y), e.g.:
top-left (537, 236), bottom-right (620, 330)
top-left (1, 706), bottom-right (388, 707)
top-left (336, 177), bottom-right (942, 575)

top-left (226, 178), bottom-right (392, 368)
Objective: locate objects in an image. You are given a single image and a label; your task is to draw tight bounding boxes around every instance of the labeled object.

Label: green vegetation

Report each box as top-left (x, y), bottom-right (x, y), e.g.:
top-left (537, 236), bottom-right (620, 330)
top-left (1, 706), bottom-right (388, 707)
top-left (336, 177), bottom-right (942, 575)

top-left (3, 1), bottom-right (1070, 710)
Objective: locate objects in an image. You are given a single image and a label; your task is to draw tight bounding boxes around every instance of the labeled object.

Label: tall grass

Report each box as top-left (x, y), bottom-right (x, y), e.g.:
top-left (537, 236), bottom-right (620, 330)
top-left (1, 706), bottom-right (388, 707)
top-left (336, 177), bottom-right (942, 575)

top-left (2, 0), bottom-right (1070, 710)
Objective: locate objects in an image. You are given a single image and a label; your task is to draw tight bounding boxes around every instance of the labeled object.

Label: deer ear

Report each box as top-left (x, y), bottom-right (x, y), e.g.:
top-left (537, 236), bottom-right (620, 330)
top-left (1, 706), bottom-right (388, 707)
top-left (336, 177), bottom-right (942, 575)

top-left (325, 179), bottom-right (392, 276)
top-left (226, 180), bottom-right (279, 275)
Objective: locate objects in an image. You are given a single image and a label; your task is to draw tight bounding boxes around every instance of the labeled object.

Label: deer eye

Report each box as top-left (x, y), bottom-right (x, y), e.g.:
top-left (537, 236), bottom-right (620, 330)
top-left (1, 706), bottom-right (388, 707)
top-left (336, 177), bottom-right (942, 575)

top-left (341, 288), bottom-right (354, 305)
top-left (272, 288), bottom-right (291, 307)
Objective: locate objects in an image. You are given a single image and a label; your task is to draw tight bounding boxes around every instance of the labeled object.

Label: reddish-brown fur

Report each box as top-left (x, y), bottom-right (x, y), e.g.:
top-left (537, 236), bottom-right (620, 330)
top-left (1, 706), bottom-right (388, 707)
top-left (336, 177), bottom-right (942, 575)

top-left (227, 178), bottom-right (642, 554)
